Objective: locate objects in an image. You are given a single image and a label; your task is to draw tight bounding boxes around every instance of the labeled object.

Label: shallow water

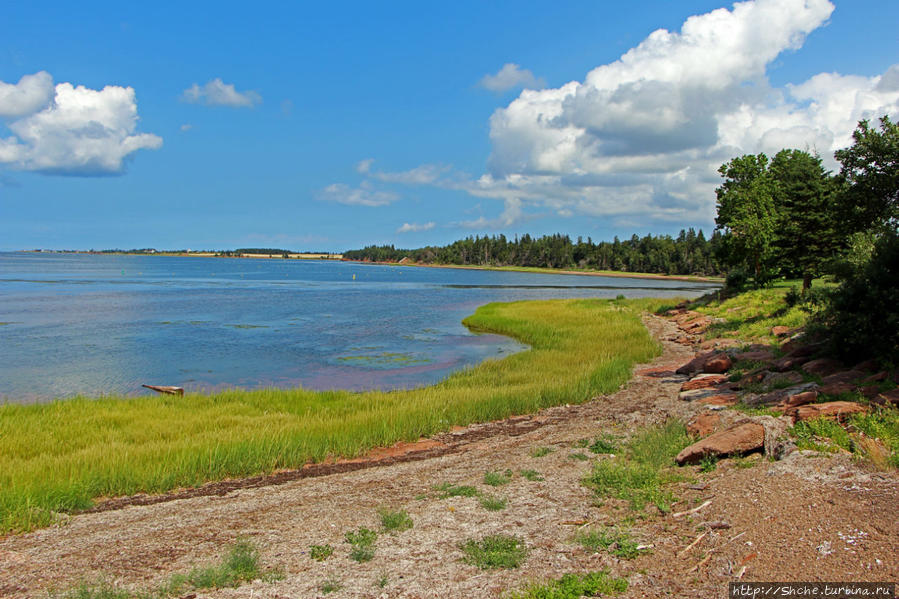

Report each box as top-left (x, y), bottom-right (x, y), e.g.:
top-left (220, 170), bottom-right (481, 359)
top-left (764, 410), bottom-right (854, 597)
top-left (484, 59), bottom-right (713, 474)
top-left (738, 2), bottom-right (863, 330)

top-left (0, 253), bottom-right (718, 403)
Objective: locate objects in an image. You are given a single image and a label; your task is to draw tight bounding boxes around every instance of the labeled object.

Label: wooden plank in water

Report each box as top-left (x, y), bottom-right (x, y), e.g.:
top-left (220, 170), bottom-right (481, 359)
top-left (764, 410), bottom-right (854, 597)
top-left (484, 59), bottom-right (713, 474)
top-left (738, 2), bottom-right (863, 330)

top-left (142, 384), bottom-right (184, 396)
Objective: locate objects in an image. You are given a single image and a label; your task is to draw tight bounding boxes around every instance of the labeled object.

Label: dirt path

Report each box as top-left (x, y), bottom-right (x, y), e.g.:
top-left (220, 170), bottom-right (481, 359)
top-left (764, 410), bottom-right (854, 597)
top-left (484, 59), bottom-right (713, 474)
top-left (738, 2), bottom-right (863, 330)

top-left (1, 316), bottom-right (895, 598)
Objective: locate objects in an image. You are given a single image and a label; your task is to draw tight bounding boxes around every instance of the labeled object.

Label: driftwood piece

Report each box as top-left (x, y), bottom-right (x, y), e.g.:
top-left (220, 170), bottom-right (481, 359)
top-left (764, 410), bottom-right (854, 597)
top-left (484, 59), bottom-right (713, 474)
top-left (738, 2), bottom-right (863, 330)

top-left (142, 385), bottom-right (184, 396)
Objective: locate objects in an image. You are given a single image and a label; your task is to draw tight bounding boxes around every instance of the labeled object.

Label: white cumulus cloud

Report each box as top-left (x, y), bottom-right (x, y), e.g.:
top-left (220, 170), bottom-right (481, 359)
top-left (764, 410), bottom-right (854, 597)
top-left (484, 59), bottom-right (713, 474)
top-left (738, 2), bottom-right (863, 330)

top-left (397, 221), bottom-right (436, 233)
top-left (0, 71), bottom-right (55, 118)
top-left (181, 78), bottom-right (261, 108)
top-left (0, 73), bottom-right (162, 175)
top-left (479, 63), bottom-right (545, 92)
top-left (476, 0), bottom-right (898, 227)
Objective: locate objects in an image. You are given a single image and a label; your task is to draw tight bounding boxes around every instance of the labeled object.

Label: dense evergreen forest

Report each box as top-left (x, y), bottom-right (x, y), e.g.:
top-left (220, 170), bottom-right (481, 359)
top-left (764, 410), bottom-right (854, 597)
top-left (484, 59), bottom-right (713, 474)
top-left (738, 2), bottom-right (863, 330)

top-left (344, 229), bottom-right (723, 276)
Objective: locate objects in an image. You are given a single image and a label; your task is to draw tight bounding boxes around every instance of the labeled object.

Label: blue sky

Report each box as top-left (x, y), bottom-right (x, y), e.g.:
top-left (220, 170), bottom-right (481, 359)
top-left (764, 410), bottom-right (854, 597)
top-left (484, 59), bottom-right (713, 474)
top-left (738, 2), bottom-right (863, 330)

top-left (1, 0), bottom-right (897, 252)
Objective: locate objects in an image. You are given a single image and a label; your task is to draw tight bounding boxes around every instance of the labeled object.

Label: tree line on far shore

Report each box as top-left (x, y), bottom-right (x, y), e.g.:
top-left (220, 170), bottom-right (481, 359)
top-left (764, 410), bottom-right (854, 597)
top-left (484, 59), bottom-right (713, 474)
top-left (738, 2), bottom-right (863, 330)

top-left (344, 229), bottom-right (723, 276)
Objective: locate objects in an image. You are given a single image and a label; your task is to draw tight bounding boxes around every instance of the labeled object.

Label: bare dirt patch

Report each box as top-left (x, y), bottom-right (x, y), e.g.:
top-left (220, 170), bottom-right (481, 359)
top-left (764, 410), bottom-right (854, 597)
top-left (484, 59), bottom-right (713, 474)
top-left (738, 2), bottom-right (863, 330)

top-left (1, 315), bottom-right (895, 598)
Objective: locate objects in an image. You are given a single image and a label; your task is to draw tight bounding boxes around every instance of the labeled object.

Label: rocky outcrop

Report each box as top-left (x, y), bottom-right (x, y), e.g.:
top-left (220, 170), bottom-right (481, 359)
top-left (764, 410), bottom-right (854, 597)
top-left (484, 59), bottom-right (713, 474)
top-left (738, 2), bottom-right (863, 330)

top-left (686, 412), bottom-right (722, 438)
top-left (785, 401), bottom-right (869, 423)
top-left (802, 358), bottom-right (844, 377)
top-left (675, 351), bottom-right (732, 375)
top-left (676, 420), bottom-right (765, 465)
top-left (680, 374), bottom-right (728, 391)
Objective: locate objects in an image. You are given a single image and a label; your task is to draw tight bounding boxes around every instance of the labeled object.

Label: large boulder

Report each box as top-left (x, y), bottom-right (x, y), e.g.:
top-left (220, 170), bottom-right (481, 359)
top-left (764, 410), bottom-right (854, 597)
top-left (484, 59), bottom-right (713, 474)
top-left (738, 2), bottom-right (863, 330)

top-left (676, 421), bottom-right (765, 465)
top-left (873, 389), bottom-right (899, 407)
top-left (761, 371), bottom-right (804, 388)
top-left (696, 393), bottom-right (739, 407)
top-left (744, 382), bottom-right (819, 406)
top-left (679, 388), bottom-right (723, 402)
top-left (675, 351), bottom-right (732, 376)
top-left (770, 355), bottom-right (810, 372)
top-left (686, 412), bottom-right (722, 438)
top-left (731, 349), bottom-right (776, 362)
top-left (802, 358), bottom-right (844, 377)
top-left (785, 401), bottom-right (869, 423)
top-left (680, 374), bottom-right (729, 391)
top-left (777, 390), bottom-right (818, 409)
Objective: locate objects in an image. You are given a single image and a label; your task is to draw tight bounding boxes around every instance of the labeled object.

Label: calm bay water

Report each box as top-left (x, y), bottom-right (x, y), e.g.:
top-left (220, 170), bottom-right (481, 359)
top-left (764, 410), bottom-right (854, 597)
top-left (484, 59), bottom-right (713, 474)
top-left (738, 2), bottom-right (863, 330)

top-left (0, 253), bottom-right (718, 403)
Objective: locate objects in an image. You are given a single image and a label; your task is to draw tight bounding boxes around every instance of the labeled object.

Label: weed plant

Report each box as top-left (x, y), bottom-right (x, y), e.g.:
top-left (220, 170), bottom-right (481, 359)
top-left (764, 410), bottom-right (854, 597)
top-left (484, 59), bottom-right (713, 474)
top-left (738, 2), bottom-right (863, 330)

top-left (507, 571), bottom-right (628, 599)
top-left (460, 534), bottom-right (527, 569)
top-left (478, 495), bottom-right (508, 511)
top-left (519, 469), bottom-right (544, 481)
top-left (483, 470), bottom-right (513, 486)
top-left (584, 421), bottom-right (690, 512)
top-left (378, 508), bottom-right (413, 533)
top-left (575, 527), bottom-right (646, 559)
top-left (345, 527), bottom-right (377, 562)
top-left (309, 544), bottom-right (334, 561)
top-left (0, 298), bottom-right (661, 533)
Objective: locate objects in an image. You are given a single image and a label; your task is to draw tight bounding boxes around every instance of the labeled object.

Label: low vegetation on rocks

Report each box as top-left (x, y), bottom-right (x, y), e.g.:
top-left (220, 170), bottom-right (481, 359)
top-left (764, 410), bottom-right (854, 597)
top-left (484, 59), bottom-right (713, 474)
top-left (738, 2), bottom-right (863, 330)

top-left (663, 285), bottom-right (898, 470)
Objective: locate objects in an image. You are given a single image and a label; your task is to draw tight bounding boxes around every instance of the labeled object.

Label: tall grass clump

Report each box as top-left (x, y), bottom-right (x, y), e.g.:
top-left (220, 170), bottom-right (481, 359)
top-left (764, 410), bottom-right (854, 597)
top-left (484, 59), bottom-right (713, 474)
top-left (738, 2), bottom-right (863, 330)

top-left (584, 421), bottom-right (690, 512)
top-left (507, 571), bottom-right (628, 599)
top-left (0, 299), bottom-right (660, 533)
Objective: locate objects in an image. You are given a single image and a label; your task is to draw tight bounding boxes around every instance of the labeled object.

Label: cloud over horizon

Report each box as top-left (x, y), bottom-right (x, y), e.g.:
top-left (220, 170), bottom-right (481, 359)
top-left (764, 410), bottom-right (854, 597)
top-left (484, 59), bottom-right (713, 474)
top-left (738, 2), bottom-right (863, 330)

top-left (479, 0), bottom-right (898, 227)
top-left (0, 72), bottom-right (162, 175)
top-left (181, 78), bottom-right (262, 108)
top-left (341, 0), bottom-right (898, 235)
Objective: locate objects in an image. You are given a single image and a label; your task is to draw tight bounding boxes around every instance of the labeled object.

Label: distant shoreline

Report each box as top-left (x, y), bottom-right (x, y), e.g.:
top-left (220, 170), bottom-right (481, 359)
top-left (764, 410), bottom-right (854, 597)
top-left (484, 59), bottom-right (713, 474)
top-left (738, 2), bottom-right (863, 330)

top-left (346, 259), bottom-right (724, 284)
top-left (14, 251), bottom-right (722, 284)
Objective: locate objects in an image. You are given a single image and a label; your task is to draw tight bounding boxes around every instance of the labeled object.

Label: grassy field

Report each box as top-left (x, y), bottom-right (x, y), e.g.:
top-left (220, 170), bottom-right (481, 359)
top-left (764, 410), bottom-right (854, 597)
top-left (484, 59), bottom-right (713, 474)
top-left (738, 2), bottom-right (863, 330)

top-left (689, 279), bottom-right (832, 343)
top-left (0, 298), bottom-right (668, 534)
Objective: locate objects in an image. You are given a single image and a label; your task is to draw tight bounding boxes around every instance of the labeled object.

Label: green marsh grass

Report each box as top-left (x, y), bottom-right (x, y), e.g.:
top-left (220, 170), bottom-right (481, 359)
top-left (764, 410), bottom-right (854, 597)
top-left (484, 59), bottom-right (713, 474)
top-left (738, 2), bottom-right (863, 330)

top-left (0, 299), bottom-right (661, 533)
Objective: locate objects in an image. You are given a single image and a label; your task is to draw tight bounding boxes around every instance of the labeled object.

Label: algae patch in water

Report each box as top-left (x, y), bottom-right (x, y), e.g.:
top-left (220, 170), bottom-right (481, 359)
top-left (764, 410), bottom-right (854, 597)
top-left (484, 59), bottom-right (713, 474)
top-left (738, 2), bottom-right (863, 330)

top-left (337, 352), bottom-right (431, 368)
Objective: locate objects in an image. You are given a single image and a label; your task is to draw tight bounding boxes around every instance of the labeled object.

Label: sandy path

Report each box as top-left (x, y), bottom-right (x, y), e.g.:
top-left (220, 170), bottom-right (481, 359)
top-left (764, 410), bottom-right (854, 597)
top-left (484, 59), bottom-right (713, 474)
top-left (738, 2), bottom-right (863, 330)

top-left (1, 315), bottom-right (895, 598)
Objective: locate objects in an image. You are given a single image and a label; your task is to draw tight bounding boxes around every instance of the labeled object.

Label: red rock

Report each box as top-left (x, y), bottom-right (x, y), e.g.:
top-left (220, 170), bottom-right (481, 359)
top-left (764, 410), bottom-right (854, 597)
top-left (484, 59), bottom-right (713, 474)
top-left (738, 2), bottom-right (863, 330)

top-left (771, 326), bottom-right (791, 337)
top-left (821, 370), bottom-right (866, 385)
top-left (676, 351), bottom-right (732, 375)
top-left (802, 358), bottom-right (844, 377)
top-left (697, 393), bottom-right (739, 406)
top-left (818, 382), bottom-right (855, 396)
top-left (703, 354), bottom-right (733, 374)
top-left (675, 421), bottom-right (765, 465)
top-left (860, 385), bottom-right (882, 398)
top-left (762, 371), bottom-right (804, 387)
top-left (739, 369), bottom-right (771, 385)
top-left (686, 412), bottom-right (721, 438)
top-left (680, 374), bottom-right (728, 391)
top-left (674, 311), bottom-right (702, 324)
top-left (666, 308), bottom-right (685, 317)
top-left (863, 371), bottom-right (888, 383)
top-left (875, 389), bottom-right (899, 406)
top-left (770, 355), bottom-right (809, 372)
top-left (778, 390), bottom-right (818, 409)
top-left (852, 359), bottom-right (879, 372)
top-left (732, 350), bottom-right (776, 362)
top-left (786, 401), bottom-right (869, 423)
top-left (635, 366), bottom-right (677, 377)
top-left (699, 338), bottom-right (741, 351)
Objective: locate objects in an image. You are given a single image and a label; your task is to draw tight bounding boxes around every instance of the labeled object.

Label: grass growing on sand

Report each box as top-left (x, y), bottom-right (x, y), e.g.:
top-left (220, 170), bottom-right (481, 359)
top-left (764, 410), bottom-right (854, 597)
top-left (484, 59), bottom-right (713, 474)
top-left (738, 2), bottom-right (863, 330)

top-left (0, 298), bottom-right (665, 533)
